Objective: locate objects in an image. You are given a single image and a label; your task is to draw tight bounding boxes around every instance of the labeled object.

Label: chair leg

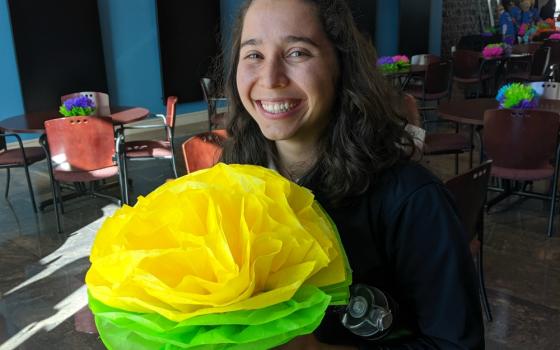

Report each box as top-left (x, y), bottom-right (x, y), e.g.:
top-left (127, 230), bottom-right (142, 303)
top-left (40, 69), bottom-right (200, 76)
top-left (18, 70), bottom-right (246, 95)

top-left (121, 155), bottom-right (130, 205)
top-left (477, 252), bottom-right (493, 322)
top-left (486, 180), bottom-right (514, 212)
top-left (477, 215), bottom-right (492, 321)
top-left (468, 125), bottom-right (475, 168)
top-left (171, 157), bottom-right (178, 178)
top-left (547, 152), bottom-right (560, 237)
top-left (56, 181), bottom-right (65, 215)
top-left (170, 142), bottom-right (179, 178)
top-left (40, 135), bottom-right (62, 233)
top-left (22, 164), bottom-right (38, 213)
top-left (4, 168), bottom-right (10, 198)
top-left (51, 179), bottom-right (62, 234)
top-left (116, 152), bottom-right (127, 206)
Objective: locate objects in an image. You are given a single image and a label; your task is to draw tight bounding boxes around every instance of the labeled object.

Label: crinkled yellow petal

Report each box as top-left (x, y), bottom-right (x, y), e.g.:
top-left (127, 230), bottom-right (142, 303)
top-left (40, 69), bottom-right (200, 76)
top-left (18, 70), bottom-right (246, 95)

top-left (86, 163), bottom-right (350, 322)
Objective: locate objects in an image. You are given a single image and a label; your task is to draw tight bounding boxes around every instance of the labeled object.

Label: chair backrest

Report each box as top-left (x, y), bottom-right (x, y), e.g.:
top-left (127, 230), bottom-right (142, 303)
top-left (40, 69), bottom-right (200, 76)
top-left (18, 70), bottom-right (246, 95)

top-left (61, 92), bottom-right (110, 116)
top-left (163, 95), bottom-right (178, 141)
top-left (164, 96), bottom-right (178, 128)
top-left (0, 130), bottom-right (6, 152)
top-left (483, 109), bottom-right (560, 170)
top-left (530, 46), bottom-right (551, 77)
top-left (44, 116), bottom-right (115, 172)
top-left (512, 42), bottom-right (542, 55)
top-left (424, 60), bottom-right (452, 95)
top-left (182, 129), bottom-right (227, 173)
top-left (452, 49), bottom-right (482, 79)
top-left (445, 160), bottom-right (493, 240)
top-left (200, 78), bottom-right (215, 101)
top-left (543, 40), bottom-right (560, 66)
top-left (411, 54), bottom-right (440, 65)
top-left (200, 78), bottom-right (219, 114)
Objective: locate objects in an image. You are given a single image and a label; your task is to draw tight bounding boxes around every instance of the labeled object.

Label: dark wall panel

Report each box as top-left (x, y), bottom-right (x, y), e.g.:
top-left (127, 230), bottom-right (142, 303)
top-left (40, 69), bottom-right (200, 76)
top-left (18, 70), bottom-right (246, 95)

top-left (399, 0), bottom-right (431, 56)
top-left (9, 0), bottom-right (107, 113)
top-left (157, 1), bottom-right (220, 104)
top-left (348, 0), bottom-right (377, 42)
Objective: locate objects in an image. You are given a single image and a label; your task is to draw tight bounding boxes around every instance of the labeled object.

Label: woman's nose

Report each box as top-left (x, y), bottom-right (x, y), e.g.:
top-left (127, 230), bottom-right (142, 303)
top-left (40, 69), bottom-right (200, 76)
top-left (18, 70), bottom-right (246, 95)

top-left (259, 57), bottom-right (288, 88)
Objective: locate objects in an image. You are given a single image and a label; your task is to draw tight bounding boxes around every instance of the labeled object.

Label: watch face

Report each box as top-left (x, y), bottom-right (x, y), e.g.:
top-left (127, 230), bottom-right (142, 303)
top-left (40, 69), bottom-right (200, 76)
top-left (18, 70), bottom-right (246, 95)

top-left (340, 284), bottom-right (394, 339)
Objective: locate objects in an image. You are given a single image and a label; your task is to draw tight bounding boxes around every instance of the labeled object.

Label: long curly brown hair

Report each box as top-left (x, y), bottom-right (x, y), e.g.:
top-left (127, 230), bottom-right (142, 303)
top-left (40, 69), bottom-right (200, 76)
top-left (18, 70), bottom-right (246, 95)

top-left (219, 0), bottom-right (414, 205)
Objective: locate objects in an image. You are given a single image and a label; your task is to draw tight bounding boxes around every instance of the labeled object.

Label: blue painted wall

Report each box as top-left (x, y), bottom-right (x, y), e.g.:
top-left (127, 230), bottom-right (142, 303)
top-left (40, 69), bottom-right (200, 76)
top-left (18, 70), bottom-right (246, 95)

top-left (220, 0), bottom-right (244, 50)
top-left (96, 0), bottom-right (207, 116)
top-left (0, 0), bottom-right (24, 121)
top-left (0, 0), bottom-right (442, 125)
top-left (429, 0), bottom-right (443, 55)
top-left (376, 1), bottom-right (400, 56)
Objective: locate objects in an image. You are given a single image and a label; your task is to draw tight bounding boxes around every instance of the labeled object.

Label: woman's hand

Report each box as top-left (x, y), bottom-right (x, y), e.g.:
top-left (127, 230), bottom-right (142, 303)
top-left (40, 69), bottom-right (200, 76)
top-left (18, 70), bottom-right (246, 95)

top-left (273, 334), bottom-right (358, 350)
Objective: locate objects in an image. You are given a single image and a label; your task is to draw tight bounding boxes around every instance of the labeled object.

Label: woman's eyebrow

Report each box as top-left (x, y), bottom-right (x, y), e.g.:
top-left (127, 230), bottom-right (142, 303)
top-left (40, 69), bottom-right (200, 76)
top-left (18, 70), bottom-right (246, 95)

top-left (240, 36), bottom-right (320, 49)
top-left (284, 35), bottom-right (319, 48)
top-left (240, 38), bottom-right (260, 49)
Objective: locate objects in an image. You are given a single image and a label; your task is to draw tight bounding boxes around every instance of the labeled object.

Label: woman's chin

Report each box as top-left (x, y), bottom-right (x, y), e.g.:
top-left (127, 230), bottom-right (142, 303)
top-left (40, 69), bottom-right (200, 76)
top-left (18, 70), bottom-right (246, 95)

top-left (258, 126), bottom-right (298, 142)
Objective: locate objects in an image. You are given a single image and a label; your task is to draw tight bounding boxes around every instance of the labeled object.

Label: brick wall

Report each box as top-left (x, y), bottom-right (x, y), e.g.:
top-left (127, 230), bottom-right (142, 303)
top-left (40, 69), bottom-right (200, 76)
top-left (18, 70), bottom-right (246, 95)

top-left (441, 0), bottom-right (498, 57)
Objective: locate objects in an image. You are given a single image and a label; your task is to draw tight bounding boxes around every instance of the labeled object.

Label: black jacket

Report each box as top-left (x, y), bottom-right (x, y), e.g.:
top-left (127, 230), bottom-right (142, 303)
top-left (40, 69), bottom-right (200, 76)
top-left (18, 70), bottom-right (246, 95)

top-left (308, 162), bottom-right (484, 349)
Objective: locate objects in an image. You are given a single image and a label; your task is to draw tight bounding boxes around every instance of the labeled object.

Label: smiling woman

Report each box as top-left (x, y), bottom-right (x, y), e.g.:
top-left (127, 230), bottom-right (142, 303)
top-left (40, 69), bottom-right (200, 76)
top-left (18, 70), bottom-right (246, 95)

top-left (235, 0), bottom-right (339, 177)
top-left (219, 0), bottom-right (484, 349)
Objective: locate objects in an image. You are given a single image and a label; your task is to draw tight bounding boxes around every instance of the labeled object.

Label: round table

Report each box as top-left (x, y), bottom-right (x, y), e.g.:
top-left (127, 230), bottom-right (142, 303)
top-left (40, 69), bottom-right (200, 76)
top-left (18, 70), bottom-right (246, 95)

top-left (0, 106), bottom-right (150, 133)
top-left (438, 98), bottom-right (560, 163)
top-left (383, 64), bottom-right (427, 89)
top-left (439, 98), bottom-right (560, 126)
top-left (438, 98), bottom-right (498, 126)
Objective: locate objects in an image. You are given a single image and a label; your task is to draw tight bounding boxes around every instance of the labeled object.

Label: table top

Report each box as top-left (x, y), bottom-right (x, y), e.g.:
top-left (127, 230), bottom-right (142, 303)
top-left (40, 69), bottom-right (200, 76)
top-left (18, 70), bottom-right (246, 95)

top-left (382, 64), bottom-right (427, 77)
top-left (512, 42), bottom-right (542, 55)
top-left (439, 98), bottom-right (560, 126)
top-left (0, 106), bottom-right (149, 133)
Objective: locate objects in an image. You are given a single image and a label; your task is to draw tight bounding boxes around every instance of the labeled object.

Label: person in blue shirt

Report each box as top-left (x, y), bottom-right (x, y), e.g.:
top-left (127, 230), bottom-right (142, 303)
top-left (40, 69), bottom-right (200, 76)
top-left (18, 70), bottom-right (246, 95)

top-left (520, 0), bottom-right (538, 25)
top-left (530, 0), bottom-right (541, 22)
top-left (509, 1), bottom-right (522, 32)
top-left (499, 1), bottom-right (516, 44)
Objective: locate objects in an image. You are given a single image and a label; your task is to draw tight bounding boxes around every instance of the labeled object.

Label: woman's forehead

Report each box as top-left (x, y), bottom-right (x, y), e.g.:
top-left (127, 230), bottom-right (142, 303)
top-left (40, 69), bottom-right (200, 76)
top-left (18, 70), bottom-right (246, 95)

top-left (241, 0), bottom-right (323, 41)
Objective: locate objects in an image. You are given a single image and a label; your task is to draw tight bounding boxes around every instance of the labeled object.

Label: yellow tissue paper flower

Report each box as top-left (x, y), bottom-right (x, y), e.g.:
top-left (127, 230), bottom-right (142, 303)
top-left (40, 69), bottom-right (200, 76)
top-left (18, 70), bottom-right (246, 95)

top-left (86, 163), bottom-right (348, 322)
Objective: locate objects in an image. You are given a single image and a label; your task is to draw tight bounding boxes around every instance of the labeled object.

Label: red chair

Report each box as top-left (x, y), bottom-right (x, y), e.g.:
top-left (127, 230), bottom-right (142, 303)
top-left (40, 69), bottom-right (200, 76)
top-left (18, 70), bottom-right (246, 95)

top-left (116, 96), bottom-right (178, 204)
top-left (403, 94), bottom-right (473, 174)
top-left (200, 78), bottom-right (227, 131)
top-left (483, 109), bottom-right (560, 237)
top-left (1, 130), bottom-right (45, 211)
top-left (452, 49), bottom-right (495, 98)
top-left (41, 116), bottom-right (123, 233)
top-left (445, 160), bottom-right (493, 322)
top-left (504, 46), bottom-right (551, 83)
top-left (182, 129), bottom-right (227, 173)
top-left (543, 39), bottom-right (560, 67)
top-left (405, 60), bottom-right (452, 105)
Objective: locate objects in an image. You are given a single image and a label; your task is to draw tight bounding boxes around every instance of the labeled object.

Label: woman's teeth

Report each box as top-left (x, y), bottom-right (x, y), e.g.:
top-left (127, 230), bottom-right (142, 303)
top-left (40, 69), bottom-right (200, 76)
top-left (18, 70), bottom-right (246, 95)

top-left (261, 101), bottom-right (296, 114)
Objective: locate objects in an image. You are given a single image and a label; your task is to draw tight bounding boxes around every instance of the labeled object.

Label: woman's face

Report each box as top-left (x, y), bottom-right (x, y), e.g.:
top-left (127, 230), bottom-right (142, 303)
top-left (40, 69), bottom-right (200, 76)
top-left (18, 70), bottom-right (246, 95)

top-left (236, 0), bottom-right (339, 144)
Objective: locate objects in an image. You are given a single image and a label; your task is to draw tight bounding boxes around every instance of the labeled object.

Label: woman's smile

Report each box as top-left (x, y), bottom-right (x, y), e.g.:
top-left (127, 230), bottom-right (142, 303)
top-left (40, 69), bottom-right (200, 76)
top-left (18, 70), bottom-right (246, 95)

top-left (255, 99), bottom-right (303, 119)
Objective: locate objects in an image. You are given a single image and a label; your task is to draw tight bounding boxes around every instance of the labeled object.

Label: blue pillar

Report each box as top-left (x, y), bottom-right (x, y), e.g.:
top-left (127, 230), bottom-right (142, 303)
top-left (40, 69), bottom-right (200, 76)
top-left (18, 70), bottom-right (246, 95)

top-left (0, 0), bottom-right (24, 119)
top-left (220, 0), bottom-right (245, 51)
top-left (429, 0), bottom-right (443, 55)
top-left (375, 1), bottom-right (400, 56)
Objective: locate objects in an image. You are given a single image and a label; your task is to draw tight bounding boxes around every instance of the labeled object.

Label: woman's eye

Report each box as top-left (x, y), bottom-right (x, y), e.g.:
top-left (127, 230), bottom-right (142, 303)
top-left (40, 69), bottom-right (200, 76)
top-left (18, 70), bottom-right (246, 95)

top-left (288, 50), bottom-right (307, 58)
top-left (243, 52), bottom-right (262, 60)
